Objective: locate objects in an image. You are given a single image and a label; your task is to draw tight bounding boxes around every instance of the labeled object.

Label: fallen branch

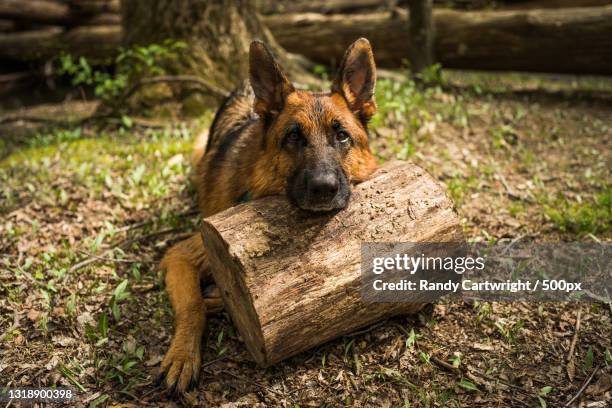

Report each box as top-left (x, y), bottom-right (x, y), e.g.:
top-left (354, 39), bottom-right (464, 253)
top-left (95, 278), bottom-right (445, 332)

top-left (0, 113), bottom-right (111, 126)
top-left (566, 307), bottom-right (582, 380)
top-left (0, 0), bottom-right (71, 24)
top-left (564, 364), bottom-right (600, 407)
top-left (265, 5), bottom-right (612, 74)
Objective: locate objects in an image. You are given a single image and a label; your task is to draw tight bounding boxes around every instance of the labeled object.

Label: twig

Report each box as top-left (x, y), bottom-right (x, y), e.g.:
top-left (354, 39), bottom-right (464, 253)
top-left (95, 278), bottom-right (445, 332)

top-left (567, 307), bottom-right (582, 363)
top-left (430, 356), bottom-right (459, 373)
top-left (500, 233), bottom-right (530, 255)
top-left (201, 355), bottom-right (228, 369)
top-left (344, 320), bottom-right (388, 337)
top-left (115, 209), bottom-right (197, 234)
top-left (119, 227), bottom-right (190, 248)
top-left (77, 251), bottom-right (155, 265)
top-left (564, 364), bottom-right (600, 407)
top-left (219, 370), bottom-right (284, 396)
top-left (497, 172), bottom-right (534, 203)
top-left (122, 75), bottom-right (230, 102)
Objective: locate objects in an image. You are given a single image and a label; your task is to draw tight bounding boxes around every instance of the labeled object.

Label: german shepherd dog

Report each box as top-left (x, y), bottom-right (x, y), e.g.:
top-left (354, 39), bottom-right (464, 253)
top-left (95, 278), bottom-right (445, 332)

top-left (158, 38), bottom-right (379, 392)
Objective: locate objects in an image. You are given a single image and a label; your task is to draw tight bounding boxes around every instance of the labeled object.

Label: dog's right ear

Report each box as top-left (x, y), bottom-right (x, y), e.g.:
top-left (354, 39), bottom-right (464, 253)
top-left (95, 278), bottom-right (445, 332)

top-left (249, 40), bottom-right (295, 120)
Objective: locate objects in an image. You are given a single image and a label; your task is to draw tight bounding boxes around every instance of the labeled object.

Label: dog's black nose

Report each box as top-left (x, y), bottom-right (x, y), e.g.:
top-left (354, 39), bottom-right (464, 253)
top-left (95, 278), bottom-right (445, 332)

top-left (309, 172), bottom-right (339, 200)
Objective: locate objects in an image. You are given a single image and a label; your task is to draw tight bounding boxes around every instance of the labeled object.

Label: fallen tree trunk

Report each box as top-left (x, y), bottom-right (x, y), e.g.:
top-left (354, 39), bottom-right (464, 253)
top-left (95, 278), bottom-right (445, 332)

top-left (201, 161), bottom-right (463, 366)
top-left (264, 5), bottom-right (612, 74)
top-left (0, 25), bottom-right (121, 62)
top-left (83, 12), bottom-right (121, 25)
top-left (259, 0), bottom-right (612, 14)
top-left (0, 19), bottom-right (16, 32)
top-left (0, 0), bottom-right (71, 24)
top-left (69, 0), bottom-right (121, 15)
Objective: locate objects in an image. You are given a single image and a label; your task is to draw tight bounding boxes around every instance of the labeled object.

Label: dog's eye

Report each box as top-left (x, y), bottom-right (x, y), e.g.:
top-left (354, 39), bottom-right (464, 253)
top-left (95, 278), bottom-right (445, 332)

top-left (336, 130), bottom-right (351, 144)
top-left (283, 129), bottom-right (303, 146)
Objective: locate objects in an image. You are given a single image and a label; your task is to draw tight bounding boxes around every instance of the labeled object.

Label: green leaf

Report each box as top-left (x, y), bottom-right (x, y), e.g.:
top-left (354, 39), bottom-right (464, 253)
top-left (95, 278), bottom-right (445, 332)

top-left (406, 328), bottom-right (416, 348)
top-left (91, 232), bottom-right (105, 253)
top-left (23, 257), bottom-right (33, 270)
top-left (98, 313), bottom-right (109, 337)
top-left (113, 279), bottom-right (130, 301)
top-left (121, 115), bottom-right (133, 129)
top-left (217, 329), bottom-right (224, 346)
top-left (458, 378), bottom-right (479, 392)
top-left (111, 302), bottom-right (121, 321)
top-left (88, 393), bottom-right (109, 408)
top-left (538, 396), bottom-right (547, 408)
top-left (418, 352), bottom-right (431, 364)
top-left (539, 386), bottom-right (553, 396)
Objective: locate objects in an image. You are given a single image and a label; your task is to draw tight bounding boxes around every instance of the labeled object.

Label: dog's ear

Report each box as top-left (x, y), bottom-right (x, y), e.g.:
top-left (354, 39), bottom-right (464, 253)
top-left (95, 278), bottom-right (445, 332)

top-left (332, 38), bottom-right (377, 123)
top-left (249, 40), bottom-right (295, 120)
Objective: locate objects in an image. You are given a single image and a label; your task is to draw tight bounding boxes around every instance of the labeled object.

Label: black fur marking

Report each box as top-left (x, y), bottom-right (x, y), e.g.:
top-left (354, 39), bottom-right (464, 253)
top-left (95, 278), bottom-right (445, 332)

top-left (211, 117), bottom-right (257, 167)
top-left (206, 81), bottom-right (252, 153)
top-left (206, 93), bottom-right (235, 153)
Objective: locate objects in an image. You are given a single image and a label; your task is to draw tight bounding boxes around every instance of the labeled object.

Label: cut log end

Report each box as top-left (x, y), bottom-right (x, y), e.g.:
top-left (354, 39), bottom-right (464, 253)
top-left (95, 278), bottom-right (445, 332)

top-left (202, 161), bottom-right (463, 366)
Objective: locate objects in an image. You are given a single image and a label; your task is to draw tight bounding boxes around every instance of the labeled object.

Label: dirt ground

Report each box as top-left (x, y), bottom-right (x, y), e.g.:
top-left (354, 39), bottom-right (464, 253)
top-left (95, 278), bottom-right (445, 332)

top-left (1, 70), bottom-right (610, 407)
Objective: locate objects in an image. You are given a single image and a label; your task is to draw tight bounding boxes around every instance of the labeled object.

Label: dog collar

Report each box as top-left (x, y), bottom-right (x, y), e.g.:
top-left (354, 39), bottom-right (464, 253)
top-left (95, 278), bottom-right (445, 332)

top-left (238, 191), bottom-right (252, 204)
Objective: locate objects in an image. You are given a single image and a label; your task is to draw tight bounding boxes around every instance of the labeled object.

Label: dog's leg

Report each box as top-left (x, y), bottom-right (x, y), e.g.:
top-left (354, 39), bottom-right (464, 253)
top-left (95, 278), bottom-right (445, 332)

top-left (158, 233), bottom-right (211, 392)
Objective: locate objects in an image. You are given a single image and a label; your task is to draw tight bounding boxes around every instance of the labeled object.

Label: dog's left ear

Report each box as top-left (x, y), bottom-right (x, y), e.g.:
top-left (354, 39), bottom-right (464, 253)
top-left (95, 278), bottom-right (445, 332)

top-left (249, 40), bottom-right (295, 120)
top-left (332, 38), bottom-right (377, 123)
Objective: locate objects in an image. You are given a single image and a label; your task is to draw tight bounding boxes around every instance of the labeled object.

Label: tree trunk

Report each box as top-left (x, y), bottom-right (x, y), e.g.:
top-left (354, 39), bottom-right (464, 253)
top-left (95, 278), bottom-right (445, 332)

top-left (408, 0), bottom-right (434, 74)
top-left (120, 0), bottom-right (313, 113)
top-left (264, 5), bottom-right (612, 75)
top-left (201, 161), bottom-right (463, 366)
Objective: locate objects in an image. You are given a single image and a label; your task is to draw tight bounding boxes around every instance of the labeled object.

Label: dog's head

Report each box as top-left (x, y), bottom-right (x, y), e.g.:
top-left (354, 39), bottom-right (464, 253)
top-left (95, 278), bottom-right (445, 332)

top-left (250, 38), bottom-right (378, 212)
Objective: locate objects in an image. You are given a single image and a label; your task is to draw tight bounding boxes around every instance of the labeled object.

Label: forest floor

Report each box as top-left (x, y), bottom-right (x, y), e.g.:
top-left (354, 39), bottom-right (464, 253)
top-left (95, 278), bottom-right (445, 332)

top-left (1, 70), bottom-right (611, 407)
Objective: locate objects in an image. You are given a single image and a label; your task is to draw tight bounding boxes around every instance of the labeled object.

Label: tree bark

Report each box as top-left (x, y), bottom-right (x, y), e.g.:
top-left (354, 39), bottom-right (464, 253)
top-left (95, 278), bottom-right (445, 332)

top-left (265, 5), bottom-right (612, 75)
top-left (408, 0), bottom-right (434, 74)
top-left (201, 161), bottom-right (463, 366)
top-left (121, 0), bottom-right (313, 110)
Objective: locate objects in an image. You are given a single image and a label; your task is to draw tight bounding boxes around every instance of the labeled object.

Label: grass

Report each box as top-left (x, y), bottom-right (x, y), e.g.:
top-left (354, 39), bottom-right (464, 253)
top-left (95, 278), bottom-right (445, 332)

top-left (1, 69), bottom-right (611, 406)
top-left (542, 187), bottom-right (611, 236)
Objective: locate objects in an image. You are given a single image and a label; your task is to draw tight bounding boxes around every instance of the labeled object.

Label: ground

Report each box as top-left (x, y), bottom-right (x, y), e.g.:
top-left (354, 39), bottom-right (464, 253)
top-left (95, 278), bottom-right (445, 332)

top-left (0, 70), bottom-right (610, 407)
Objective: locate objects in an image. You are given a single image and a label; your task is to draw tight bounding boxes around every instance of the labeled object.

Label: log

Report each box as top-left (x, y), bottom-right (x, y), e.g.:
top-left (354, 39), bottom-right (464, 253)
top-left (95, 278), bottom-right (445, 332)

top-left (264, 5), bottom-right (612, 75)
top-left (201, 161), bottom-right (463, 366)
top-left (0, 25), bottom-right (121, 62)
top-left (83, 12), bottom-right (121, 25)
top-left (0, 27), bottom-right (64, 61)
top-left (69, 0), bottom-right (121, 15)
top-left (0, 0), bottom-right (71, 24)
top-left (0, 19), bottom-right (16, 33)
top-left (259, 0), bottom-right (612, 14)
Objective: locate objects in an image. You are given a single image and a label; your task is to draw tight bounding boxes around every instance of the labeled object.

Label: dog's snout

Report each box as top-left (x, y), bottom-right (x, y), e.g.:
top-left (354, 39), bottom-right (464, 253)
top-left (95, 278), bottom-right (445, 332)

top-left (309, 172), bottom-right (339, 200)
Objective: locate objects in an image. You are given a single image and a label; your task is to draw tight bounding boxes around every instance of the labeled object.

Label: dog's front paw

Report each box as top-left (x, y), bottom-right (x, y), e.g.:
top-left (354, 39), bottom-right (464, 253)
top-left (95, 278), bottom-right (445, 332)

top-left (157, 335), bottom-right (201, 393)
